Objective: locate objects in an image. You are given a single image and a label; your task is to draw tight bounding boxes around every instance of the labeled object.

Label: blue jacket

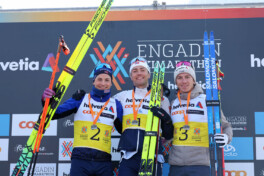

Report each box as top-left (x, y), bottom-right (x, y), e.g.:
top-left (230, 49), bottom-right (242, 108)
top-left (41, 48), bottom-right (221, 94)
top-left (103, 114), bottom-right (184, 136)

top-left (49, 87), bottom-right (123, 161)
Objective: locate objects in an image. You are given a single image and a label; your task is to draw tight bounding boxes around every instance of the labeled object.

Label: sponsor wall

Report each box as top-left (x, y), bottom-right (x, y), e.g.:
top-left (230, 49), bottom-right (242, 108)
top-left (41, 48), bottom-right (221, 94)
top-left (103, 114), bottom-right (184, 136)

top-left (0, 7), bottom-right (264, 176)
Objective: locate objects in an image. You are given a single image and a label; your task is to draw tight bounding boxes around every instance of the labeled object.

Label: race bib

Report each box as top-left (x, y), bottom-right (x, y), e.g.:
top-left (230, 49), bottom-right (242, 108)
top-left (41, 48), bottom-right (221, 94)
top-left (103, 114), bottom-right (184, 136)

top-left (74, 121), bottom-right (112, 154)
top-left (172, 121), bottom-right (209, 147)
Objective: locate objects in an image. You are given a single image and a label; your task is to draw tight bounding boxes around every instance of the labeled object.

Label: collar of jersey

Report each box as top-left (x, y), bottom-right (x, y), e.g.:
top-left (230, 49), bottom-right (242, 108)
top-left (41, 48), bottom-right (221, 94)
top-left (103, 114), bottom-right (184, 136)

top-left (90, 86), bottom-right (111, 102)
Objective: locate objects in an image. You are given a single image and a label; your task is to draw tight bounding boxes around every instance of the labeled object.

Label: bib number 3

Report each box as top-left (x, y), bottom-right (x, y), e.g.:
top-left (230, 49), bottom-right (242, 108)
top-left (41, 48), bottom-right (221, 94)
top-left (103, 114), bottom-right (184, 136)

top-left (179, 127), bottom-right (188, 141)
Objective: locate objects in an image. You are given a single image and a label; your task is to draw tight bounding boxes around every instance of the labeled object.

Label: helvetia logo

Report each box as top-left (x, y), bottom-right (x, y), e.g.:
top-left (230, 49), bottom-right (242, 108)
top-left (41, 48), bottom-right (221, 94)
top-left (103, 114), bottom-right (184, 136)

top-left (250, 54), bottom-right (264, 67)
top-left (109, 106), bottom-right (114, 113)
top-left (196, 102), bottom-right (203, 109)
top-left (0, 58), bottom-right (39, 71)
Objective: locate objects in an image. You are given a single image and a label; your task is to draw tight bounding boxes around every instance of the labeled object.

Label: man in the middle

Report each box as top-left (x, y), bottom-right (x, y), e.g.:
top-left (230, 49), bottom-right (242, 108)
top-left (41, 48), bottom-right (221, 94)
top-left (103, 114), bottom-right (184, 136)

top-left (114, 57), bottom-right (173, 176)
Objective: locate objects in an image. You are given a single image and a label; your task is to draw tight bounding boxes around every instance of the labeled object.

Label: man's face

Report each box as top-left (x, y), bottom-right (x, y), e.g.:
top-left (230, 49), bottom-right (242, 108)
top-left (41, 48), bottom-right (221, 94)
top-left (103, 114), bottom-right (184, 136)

top-left (93, 74), bottom-right (112, 90)
top-left (130, 66), bottom-right (150, 88)
top-left (175, 73), bottom-right (195, 93)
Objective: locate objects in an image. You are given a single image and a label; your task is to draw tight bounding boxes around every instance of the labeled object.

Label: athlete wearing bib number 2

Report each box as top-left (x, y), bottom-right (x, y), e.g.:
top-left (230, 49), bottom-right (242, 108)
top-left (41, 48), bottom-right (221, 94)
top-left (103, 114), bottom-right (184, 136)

top-left (41, 63), bottom-right (123, 176)
top-left (113, 57), bottom-right (172, 176)
top-left (166, 61), bottom-right (233, 176)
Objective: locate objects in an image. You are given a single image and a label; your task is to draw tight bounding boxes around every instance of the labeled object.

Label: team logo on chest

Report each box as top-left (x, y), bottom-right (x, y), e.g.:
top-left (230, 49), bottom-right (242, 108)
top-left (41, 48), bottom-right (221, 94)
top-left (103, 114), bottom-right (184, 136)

top-left (104, 130), bottom-right (110, 137)
top-left (196, 102), bottom-right (203, 109)
top-left (109, 106), bottom-right (114, 113)
top-left (126, 119), bottom-right (131, 125)
top-left (82, 126), bottom-right (87, 133)
top-left (194, 128), bottom-right (200, 135)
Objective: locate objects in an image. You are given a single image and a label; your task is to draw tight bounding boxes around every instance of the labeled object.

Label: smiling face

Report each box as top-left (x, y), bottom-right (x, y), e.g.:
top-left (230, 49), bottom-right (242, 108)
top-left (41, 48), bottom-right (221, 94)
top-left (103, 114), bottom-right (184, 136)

top-left (175, 72), bottom-right (195, 93)
top-left (93, 74), bottom-right (112, 90)
top-left (130, 66), bottom-right (150, 88)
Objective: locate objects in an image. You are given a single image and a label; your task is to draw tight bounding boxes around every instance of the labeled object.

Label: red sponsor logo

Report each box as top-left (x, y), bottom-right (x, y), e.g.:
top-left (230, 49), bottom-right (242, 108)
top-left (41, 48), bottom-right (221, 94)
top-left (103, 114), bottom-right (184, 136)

top-left (172, 110), bottom-right (184, 115)
top-left (19, 121), bottom-right (35, 128)
top-left (125, 104), bottom-right (140, 108)
top-left (19, 121), bottom-right (50, 129)
top-left (83, 110), bottom-right (98, 115)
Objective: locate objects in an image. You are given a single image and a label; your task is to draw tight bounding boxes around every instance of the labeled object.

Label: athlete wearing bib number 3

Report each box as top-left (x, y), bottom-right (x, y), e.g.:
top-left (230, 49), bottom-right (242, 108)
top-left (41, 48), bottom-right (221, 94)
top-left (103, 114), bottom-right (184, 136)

top-left (42, 63), bottom-right (123, 176)
top-left (166, 61), bottom-right (233, 176)
top-left (114, 57), bottom-right (172, 176)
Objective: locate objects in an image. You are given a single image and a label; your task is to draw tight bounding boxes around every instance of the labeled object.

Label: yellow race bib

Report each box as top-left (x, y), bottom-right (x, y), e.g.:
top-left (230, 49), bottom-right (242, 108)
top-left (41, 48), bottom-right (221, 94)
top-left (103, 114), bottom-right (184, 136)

top-left (172, 121), bottom-right (209, 147)
top-left (122, 114), bottom-right (148, 132)
top-left (74, 121), bottom-right (112, 154)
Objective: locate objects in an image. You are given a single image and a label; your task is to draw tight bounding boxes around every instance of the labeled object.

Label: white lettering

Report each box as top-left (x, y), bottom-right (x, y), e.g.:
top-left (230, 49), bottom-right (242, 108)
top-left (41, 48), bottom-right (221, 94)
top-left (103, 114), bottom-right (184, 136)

top-left (0, 58), bottom-right (39, 71)
top-left (250, 54), bottom-right (264, 67)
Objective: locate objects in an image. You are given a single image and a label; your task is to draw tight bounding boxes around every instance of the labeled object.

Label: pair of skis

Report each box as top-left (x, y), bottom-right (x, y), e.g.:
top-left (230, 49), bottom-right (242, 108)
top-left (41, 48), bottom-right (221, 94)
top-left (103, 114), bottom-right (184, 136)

top-left (204, 31), bottom-right (225, 176)
top-left (139, 62), bottom-right (165, 176)
top-left (12, 0), bottom-right (113, 175)
top-left (27, 36), bottom-right (70, 176)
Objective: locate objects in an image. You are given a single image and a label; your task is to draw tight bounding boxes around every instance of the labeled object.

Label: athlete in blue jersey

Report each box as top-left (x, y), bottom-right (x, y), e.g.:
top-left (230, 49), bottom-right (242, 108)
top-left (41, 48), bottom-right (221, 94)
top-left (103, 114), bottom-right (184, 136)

top-left (42, 63), bottom-right (123, 176)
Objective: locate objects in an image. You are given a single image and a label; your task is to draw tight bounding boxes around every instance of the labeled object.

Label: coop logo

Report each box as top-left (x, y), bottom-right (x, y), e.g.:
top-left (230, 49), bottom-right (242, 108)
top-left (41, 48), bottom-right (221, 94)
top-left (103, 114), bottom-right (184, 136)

top-left (225, 170), bottom-right (247, 176)
top-left (89, 41), bottom-right (129, 90)
top-left (172, 110), bottom-right (184, 115)
top-left (225, 163), bottom-right (254, 176)
top-left (12, 114), bottom-right (57, 136)
top-left (0, 58), bottom-right (39, 71)
top-left (59, 138), bottom-right (73, 161)
top-left (19, 121), bottom-right (35, 128)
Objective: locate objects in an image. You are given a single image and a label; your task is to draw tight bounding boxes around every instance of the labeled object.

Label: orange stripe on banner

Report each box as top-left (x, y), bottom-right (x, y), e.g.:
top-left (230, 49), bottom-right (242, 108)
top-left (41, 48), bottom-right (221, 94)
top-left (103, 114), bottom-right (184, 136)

top-left (117, 47), bottom-right (125, 59)
top-left (1, 8), bottom-right (264, 23)
top-left (97, 41), bottom-right (106, 52)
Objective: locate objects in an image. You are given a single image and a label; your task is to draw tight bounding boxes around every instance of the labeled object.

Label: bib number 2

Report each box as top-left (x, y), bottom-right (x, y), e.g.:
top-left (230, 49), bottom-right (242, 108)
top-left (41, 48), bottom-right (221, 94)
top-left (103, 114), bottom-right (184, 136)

top-left (91, 127), bottom-right (101, 141)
